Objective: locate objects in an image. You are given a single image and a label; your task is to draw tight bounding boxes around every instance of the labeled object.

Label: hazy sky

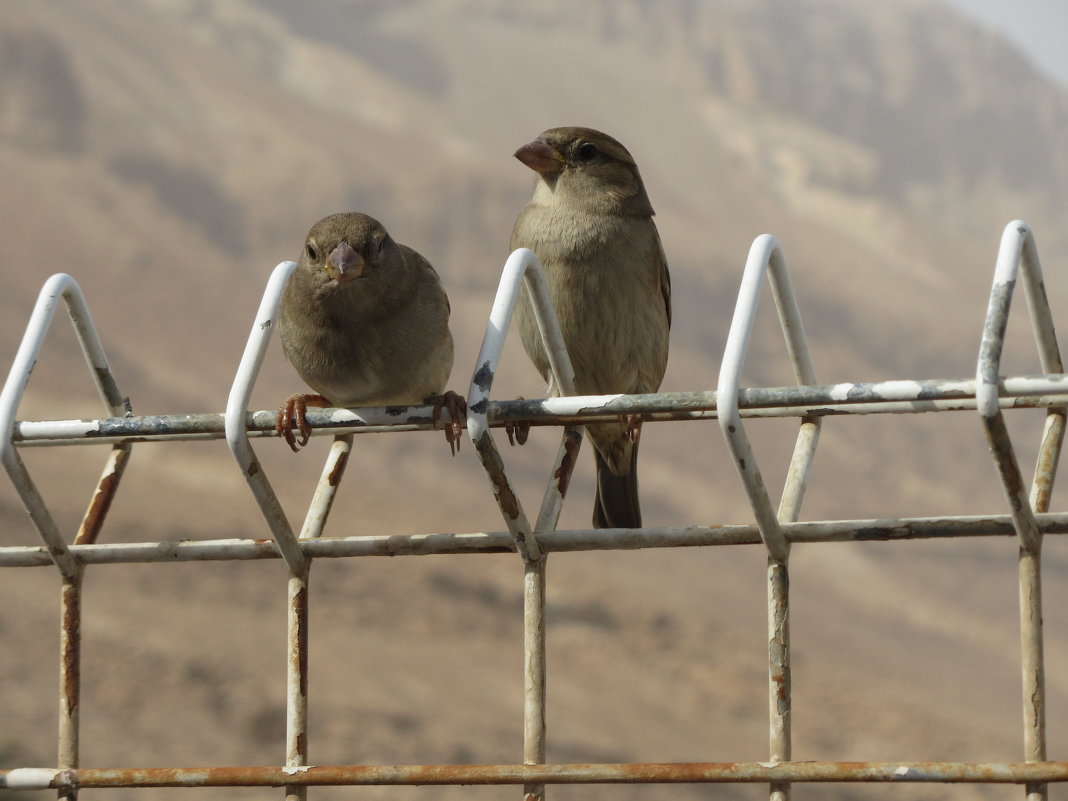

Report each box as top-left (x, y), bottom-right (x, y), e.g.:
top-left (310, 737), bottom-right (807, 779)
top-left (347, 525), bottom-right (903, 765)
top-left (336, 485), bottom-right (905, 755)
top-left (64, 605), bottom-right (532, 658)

top-left (940, 0), bottom-right (1068, 86)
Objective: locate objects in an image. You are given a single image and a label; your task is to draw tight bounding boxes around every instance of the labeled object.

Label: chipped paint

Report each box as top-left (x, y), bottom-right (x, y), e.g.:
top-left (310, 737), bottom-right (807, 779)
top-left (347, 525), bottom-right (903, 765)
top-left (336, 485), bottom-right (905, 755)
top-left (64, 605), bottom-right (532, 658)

top-left (472, 361), bottom-right (494, 393)
top-left (4, 513), bottom-right (1068, 569)
top-left (475, 434), bottom-right (521, 522)
top-left (829, 383), bottom-right (853, 401)
top-left (871, 380), bottom-right (924, 399)
top-left (7, 376), bottom-right (1068, 447)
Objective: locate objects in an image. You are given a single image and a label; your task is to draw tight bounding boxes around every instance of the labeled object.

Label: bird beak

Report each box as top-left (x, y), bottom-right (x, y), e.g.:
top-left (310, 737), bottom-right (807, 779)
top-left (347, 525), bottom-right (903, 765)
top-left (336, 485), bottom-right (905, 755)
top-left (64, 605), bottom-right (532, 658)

top-left (514, 138), bottom-right (564, 174)
top-left (326, 242), bottom-right (364, 280)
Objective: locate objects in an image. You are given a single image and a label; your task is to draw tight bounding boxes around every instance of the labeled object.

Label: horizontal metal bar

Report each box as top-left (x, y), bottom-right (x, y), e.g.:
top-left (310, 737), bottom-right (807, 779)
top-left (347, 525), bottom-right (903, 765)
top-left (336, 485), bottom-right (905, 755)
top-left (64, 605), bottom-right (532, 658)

top-left (5, 761), bottom-right (1068, 789)
top-left (11, 375), bottom-right (1068, 447)
top-left (2, 513), bottom-right (1066, 569)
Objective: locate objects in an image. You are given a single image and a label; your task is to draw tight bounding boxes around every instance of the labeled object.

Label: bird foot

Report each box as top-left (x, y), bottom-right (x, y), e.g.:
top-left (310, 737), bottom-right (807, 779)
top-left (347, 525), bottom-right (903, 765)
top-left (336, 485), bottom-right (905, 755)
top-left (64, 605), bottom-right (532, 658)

top-left (276, 393), bottom-right (330, 452)
top-left (506, 421), bottom-right (530, 447)
top-left (429, 390), bottom-right (467, 456)
top-left (623, 413), bottom-right (643, 443)
top-left (505, 396), bottom-right (530, 446)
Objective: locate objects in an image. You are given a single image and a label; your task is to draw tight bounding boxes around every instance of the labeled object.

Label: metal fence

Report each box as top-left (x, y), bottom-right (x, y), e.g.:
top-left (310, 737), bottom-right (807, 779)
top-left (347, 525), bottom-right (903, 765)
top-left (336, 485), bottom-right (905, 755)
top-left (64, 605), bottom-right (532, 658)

top-left (1, 220), bottom-right (1066, 799)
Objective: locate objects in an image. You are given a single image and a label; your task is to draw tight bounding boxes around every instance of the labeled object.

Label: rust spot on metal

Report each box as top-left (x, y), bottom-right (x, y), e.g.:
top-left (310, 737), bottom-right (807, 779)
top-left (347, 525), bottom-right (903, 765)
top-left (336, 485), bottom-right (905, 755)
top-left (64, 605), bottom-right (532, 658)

top-left (289, 577), bottom-right (310, 765)
top-left (13, 760), bottom-right (1068, 787)
top-left (246, 461), bottom-right (260, 477)
top-left (553, 430), bottom-right (581, 497)
top-left (60, 580), bottom-right (81, 723)
top-left (328, 449), bottom-right (350, 487)
top-left (477, 434), bottom-right (520, 520)
top-left (55, 769), bottom-right (79, 792)
top-left (75, 451), bottom-right (128, 546)
top-left (290, 583), bottom-right (310, 696)
top-left (855, 527), bottom-right (901, 541)
top-left (1031, 410), bottom-right (1065, 513)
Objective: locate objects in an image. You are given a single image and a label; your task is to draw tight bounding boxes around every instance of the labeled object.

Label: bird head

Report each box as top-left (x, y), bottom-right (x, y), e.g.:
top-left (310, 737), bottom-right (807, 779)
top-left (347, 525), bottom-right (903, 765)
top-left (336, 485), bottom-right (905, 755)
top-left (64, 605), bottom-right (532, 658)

top-left (300, 212), bottom-right (395, 284)
top-left (513, 126), bottom-right (654, 215)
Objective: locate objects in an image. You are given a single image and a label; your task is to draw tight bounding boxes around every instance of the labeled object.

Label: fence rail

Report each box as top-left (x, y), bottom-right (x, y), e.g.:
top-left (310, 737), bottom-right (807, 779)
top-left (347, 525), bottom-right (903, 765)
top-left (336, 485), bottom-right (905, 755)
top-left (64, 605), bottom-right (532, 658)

top-left (0, 220), bottom-right (1063, 799)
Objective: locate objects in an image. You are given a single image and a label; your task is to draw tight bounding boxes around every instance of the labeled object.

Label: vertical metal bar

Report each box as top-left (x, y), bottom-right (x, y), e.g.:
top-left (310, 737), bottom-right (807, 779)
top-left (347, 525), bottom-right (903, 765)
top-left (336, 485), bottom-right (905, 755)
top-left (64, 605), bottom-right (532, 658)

top-left (57, 572), bottom-right (83, 801)
top-left (770, 416), bottom-right (814, 801)
top-left (523, 557), bottom-right (547, 801)
top-left (285, 432), bottom-right (353, 801)
top-left (285, 566), bottom-right (311, 801)
top-left (56, 444), bottom-right (134, 801)
top-left (976, 222), bottom-right (1064, 801)
top-left (718, 235), bottom-right (822, 801)
top-left (1020, 549), bottom-right (1046, 801)
top-left (524, 426), bottom-right (581, 801)
top-left (467, 249), bottom-right (582, 801)
top-left (767, 559), bottom-right (790, 801)
top-left (224, 261), bottom-right (324, 800)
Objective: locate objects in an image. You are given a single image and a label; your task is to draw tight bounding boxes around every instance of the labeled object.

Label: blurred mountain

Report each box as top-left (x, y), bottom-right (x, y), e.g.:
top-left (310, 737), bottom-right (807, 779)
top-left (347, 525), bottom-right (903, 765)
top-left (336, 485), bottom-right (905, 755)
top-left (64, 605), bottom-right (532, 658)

top-left (2, 2), bottom-right (1067, 799)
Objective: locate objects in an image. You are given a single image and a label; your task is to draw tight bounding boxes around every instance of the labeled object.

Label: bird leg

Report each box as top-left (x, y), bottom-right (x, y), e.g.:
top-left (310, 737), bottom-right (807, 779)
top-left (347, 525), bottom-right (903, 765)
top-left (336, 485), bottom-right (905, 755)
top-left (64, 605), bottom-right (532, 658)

top-left (428, 390), bottom-right (467, 456)
top-left (276, 393), bottom-right (330, 452)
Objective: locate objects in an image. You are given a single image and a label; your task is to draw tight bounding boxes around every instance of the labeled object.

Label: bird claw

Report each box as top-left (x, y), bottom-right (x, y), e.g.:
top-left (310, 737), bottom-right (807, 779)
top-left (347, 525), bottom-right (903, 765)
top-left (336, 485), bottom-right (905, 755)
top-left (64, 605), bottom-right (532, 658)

top-left (623, 413), bottom-right (643, 444)
top-left (429, 390), bottom-right (467, 456)
top-left (276, 393), bottom-right (328, 452)
top-left (505, 420), bottom-right (530, 447)
top-left (504, 395), bottom-right (530, 447)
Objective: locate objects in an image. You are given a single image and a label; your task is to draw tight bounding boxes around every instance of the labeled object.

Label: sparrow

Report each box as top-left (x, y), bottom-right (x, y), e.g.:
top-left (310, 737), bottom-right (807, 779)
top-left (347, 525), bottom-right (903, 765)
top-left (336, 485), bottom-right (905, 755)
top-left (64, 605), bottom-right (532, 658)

top-left (276, 212), bottom-right (464, 453)
top-left (510, 127), bottom-right (671, 529)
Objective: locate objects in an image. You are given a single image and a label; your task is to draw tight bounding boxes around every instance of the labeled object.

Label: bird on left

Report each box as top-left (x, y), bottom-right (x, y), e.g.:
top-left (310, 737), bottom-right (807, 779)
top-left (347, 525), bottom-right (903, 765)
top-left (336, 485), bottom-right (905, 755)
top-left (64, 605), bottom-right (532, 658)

top-left (275, 212), bottom-right (465, 453)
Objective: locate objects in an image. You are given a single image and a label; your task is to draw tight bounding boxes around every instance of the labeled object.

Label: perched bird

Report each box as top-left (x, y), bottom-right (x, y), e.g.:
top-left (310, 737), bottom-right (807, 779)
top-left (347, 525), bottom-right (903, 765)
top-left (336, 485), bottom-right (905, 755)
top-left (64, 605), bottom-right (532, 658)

top-left (511, 126), bottom-right (671, 529)
top-left (276, 212), bottom-right (464, 453)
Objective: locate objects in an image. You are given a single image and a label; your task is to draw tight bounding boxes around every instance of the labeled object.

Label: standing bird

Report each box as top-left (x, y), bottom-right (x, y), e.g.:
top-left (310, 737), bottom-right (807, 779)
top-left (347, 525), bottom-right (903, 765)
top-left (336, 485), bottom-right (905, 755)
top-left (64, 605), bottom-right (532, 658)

top-left (276, 212), bottom-right (464, 453)
top-left (511, 127), bottom-right (671, 529)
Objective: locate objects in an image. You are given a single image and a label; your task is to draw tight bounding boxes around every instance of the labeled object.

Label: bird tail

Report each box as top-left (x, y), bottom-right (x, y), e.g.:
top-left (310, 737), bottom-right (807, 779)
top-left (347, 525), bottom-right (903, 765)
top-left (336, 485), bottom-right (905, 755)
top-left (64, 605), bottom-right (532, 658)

top-left (592, 443), bottom-right (642, 529)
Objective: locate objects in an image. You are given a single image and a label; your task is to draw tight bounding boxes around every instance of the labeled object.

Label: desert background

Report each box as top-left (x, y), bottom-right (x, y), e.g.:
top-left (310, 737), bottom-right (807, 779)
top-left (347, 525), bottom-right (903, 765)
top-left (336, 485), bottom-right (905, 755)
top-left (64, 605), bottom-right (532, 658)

top-left (2, 1), bottom-right (1068, 799)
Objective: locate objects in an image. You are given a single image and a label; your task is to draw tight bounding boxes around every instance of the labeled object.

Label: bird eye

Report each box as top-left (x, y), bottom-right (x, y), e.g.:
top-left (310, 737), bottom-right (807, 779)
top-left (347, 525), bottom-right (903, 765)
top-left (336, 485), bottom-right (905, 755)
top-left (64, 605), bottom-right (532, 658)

top-left (576, 142), bottom-right (599, 162)
top-left (305, 243), bottom-right (319, 261)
